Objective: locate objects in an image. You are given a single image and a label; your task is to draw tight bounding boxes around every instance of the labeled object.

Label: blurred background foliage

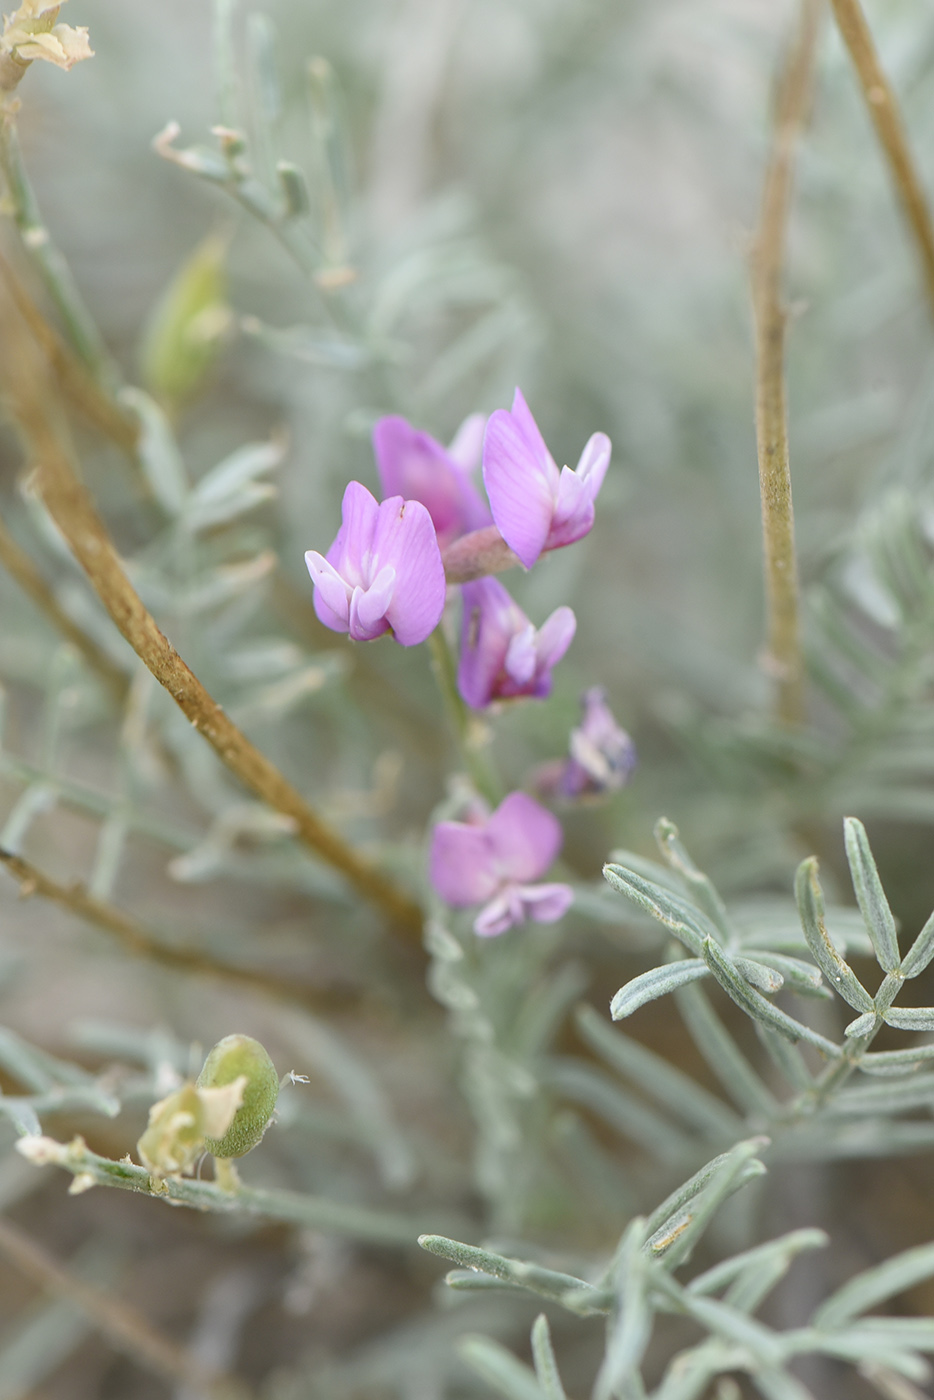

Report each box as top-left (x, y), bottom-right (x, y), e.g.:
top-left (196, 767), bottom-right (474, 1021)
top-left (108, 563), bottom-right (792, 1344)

top-left (4, 0), bottom-right (934, 1395)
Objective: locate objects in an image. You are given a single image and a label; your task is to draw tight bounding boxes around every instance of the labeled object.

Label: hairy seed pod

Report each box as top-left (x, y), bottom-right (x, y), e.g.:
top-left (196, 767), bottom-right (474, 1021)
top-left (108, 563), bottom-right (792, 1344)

top-left (197, 1034), bottom-right (279, 1159)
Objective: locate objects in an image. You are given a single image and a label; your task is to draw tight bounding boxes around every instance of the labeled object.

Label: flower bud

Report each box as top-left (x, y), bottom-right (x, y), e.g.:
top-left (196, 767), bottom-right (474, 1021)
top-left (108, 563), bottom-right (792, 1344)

top-left (140, 233), bottom-right (232, 410)
top-left (196, 1034), bottom-right (279, 1159)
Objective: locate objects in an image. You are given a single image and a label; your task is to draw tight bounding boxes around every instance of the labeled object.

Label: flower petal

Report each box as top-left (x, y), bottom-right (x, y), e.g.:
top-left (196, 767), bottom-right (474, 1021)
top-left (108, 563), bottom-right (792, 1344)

top-left (517, 882), bottom-right (574, 924)
top-left (485, 791), bottom-right (563, 883)
top-left (328, 480), bottom-right (381, 588)
top-left (430, 821), bottom-right (499, 906)
top-left (305, 551), bottom-right (351, 632)
top-left (474, 890), bottom-right (523, 937)
top-left (575, 431), bottom-right (611, 493)
top-left (371, 498), bottom-right (446, 646)
top-left (349, 564), bottom-right (396, 640)
top-left (535, 606), bottom-right (577, 670)
top-left (547, 466), bottom-right (595, 550)
top-left (504, 624), bottom-right (538, 687)
top-left (483, 410), bottom-right (555, 569)
top-left (446, 413), bottom-right (487, 473)
top-left (458, 576), bottom-right (528, 709)
top-left (509, 388), bottom-right (558, 483)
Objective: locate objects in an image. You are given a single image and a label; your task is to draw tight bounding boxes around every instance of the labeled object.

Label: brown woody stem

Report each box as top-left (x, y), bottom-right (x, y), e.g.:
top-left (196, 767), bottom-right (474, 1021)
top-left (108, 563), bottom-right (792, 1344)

top-left (0, 272), bottom-right (424, 941)
top-left (829, 0), bottom-right (934, 317)
top-left (0, 847), bottom-right (362, 1012)
top-left (750, 0), bottom-right (820, 727)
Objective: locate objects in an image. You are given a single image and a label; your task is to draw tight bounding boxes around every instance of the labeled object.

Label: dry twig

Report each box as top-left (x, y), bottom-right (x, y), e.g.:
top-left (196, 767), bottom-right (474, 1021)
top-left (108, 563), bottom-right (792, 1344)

top-left (750, 0), bottom-right (820, 727)
top-left (0, 514), bottom-right (128, 702)
top-left (0, 847), bottom-right (362, 1012)
top-left (829, 0), bottom-right (934, 317)
top-left (0, 268), bottom-right (424, 941)
top-left (0, 1216), bottom-right (249, 1399)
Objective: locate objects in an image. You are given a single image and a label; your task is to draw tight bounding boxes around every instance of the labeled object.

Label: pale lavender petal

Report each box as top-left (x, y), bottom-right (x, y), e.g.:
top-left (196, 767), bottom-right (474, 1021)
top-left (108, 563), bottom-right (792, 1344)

top-left (305, 551), bottom-right (351, 632)
top-left (516, 882), bottom-right (574, 923)
top-left (348, 565), bottom-right (396, 640)
top-left (575, 431), bottom-right (611, 494)
top-left (458, 576), bottom-right (525, 709)
top-left (509, 388), bottom-right (558, 484)
top-left (485, 791), bottom-right (563, 883)
top-left (504, 624), bottom-right (538, 687)
top-left (446, 413), bottom-right (487, 473)
top-left (371, 498), bottom-right (446, 646)
top-left (430, 821), bottom-right (499, 906)
top-left (473, 890), bottom-right (523, 937)
top-left (328, 480), bottom-right (380, 587)
top-left (547, 466), bottom-right (594, 551)
top-left (535, 607), bottom-right (577, 670)
top-left (483, 410), bottom-right (555, 568)
top-left (373, 418), bottom-right (475, 547)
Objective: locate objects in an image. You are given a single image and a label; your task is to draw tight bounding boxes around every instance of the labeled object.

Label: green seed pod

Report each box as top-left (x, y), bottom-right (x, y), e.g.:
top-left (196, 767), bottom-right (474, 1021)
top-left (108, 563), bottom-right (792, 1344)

top-left (197, 1034), bottom-right (279, 1159)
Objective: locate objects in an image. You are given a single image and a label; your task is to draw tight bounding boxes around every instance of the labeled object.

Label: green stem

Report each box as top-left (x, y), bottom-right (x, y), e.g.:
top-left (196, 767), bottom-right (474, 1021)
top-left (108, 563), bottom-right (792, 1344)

top-left (18, 1134), bottom-right (454, 1245)
top-left (0, 118), bottom-right (118, 387)
top-left (427, 627), bottom-right (502, 805)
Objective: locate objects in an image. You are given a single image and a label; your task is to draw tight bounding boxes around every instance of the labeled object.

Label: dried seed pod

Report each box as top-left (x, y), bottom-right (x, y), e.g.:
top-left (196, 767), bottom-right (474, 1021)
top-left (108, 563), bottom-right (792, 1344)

top-left (197, 1034), bottom-right (279, 1159)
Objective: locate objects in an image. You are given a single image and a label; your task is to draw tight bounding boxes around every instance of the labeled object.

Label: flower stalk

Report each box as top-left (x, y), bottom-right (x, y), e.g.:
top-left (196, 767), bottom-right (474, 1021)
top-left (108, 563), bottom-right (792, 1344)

top-left (750, 0), bottom-right (820, 727)
top-left (829, 0), bottom-right (934, 318)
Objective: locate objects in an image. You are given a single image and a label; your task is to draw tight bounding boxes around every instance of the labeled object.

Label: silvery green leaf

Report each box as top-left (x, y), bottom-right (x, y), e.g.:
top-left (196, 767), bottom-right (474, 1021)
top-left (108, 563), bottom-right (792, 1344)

top-left (901, 911), bottom-right (934, 979)
top-left (531, 1315), bottom-right (568, 1400)
top-left (242, 317), bottom-right (370, 369)
top-left (814, 1241), bottom-right (934, 1329)
top-left (883, 1006), bottom-right (934, 1031)
top-left (756, 1028), bottom-right (813, 1092)
top-left (575, 1004), bottom-right (741, 1140)
top-left (795, 858), bottom-right (873, 1012)
top-left (644, 1145), bottom-right (767, 1243)
top-left (543, 1057), bottom-right (691, 1161)
top-left (844, 1012), bottom-right (877, 1040)
top-left (689, 1229), bottom-right (828, 1302)
top-left (593, 1219), bottom-right (651, 1400)
top-left (701, 940), bottom-right (841, 1057)
top-left (602, 865), bottom-right (721, 954)
top-left (610, 960), bottom-right (709, 1020)
top-left (277, 161), bottom-right (310, 218)
top-left (655, 818), bottom-right (733, 940)
top-left (747, 951), bottom-right (828, 998)
top-left (858, 1042), bottom-right (934, 1075)
top-left (457, 1336), bottom-right (549, 1400)
top-left (647, 1139), bottom-right (768, 1270)
top-left (0, 1099), bottom-right (40, 1136)
top-left (844, 818), bottom-right (900, 972)
top-left (418, 1235), bottom-right (605, 1316)
top-left (673, 1292), bottom-right (785, 1369)
top-left (118, 387), bottom-right (188, 517)
top-left (676, 983), bottom-right (779, 1117)
top-left (831, 1075), bottom-right (934, 1114)
top-left (190, 439), bottom-right (284, 509)
top-left (734, 957), bottom-right (784, 994)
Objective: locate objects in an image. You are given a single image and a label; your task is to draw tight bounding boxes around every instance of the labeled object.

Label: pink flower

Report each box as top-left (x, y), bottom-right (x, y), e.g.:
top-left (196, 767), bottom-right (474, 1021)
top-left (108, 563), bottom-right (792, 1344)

top-left (482, 389), bottom-right (611, 569)
top-left (536, 687), bottom-right (636, 800)
top-left (373, 413), bottom-right (491, 549)
top-left (305, 481), bottom-right (445, 646)
top-left (430, 791), bottom-right (574, 937)
top-left (458, 576), bottom-right (576, 709)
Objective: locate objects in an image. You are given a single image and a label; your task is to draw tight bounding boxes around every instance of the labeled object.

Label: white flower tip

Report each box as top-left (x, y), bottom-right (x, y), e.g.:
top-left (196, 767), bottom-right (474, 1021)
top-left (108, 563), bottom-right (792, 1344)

top-left (16, 1134), bottom-right (64, 1164)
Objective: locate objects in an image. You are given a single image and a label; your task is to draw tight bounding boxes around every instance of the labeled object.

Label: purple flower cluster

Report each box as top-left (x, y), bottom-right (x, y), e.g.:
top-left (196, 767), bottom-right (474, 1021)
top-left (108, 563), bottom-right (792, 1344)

top-left (303, 389), bottom-right (631, 936)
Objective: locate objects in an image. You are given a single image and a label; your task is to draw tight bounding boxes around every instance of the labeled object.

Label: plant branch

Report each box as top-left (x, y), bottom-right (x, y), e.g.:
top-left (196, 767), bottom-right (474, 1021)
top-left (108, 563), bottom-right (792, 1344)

top-left (0, 247), bottom-right (138, 453)
top-left (0, 513), bottom-right (129, 701)
top-left (0, 273), bottom-right (424, 942)
top-left (16, 1133), bottom-right (448, 1245)
top-left (0, 1216), bottom-right (249, 1399)
top-left (829, 0), bottom-right (934, 316)
top-left (0, 847), bottom-right (362, 1013)
top-left (750, 0), bottom-right (820, 727)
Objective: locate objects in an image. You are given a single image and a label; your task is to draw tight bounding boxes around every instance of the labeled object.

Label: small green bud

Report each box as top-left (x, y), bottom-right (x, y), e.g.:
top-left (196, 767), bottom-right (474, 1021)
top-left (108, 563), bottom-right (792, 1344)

top-left (197, 1034), bottom-right (279, 1159)
top-left (140, 233), bottom-right (232, 410)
